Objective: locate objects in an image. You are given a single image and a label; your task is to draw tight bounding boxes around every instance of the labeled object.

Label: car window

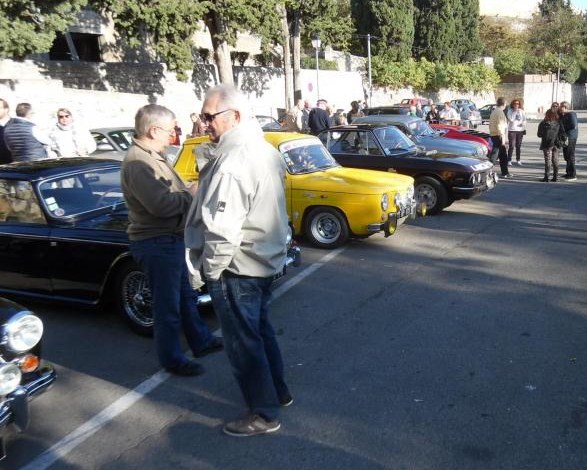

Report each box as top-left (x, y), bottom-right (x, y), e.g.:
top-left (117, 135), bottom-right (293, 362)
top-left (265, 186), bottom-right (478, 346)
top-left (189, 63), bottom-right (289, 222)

top-left (373, 127), bottom-right (416, 153)
top-left (92, 133), bottom-right (115, 152)
top-left (323, 130), bottom-right (383, 156)
top-left (38, 167), bottom-right (124, 218)
top-left (0, 180), bottom-right (46, 224)
top-left (108, 130), bottom-right (134, 150)
top-left (279, 139), bottom-right (339, 174)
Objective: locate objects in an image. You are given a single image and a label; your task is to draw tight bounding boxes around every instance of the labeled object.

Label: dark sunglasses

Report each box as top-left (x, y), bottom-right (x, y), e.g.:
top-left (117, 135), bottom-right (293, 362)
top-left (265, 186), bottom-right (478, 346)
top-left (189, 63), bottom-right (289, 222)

top-left (200, 109), bottom-right (231, 123)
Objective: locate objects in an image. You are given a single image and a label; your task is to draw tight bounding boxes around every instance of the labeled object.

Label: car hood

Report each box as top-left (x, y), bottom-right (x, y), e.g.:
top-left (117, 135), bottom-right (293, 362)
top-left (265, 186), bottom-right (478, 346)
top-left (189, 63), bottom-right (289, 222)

top-left (290, 166), bottom-right (414, 194)
top-left (414, 135), bottom-right (482, 155)
top-left (416, 151), bottom-right (493, 170)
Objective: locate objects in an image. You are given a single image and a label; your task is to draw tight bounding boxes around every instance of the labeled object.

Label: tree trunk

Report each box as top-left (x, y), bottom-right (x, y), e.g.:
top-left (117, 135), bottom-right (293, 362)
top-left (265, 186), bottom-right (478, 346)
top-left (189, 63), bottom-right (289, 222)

top-left (205, 12), bottom-right (234, 86)
top-left (278, 4), bottom-right (293, 110)
top-left (291, 10), bottom-right (302, 102)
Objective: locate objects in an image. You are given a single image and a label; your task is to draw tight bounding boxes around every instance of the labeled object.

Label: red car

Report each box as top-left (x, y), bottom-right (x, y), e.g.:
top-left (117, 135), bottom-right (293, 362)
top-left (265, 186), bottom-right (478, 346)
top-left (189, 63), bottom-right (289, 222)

top-left (431, 123), bottom-right (493, 153)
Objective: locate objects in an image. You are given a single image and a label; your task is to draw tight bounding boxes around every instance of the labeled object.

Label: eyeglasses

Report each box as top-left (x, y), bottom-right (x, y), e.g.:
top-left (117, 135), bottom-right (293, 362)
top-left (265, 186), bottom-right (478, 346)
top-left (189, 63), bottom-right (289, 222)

top-left (552, 103), bottom-right (560, 107)
top-left (58, 114), bottom-right (71, 119)
top-left (200, 109), bottom-right (232, 123)
top-left (154, 126), bottom-right (176, 137)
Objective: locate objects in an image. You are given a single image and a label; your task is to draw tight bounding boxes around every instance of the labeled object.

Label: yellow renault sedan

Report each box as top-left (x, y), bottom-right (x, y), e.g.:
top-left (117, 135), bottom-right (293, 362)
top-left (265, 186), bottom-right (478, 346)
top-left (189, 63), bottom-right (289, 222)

top-left (174, 132), bottom-right (417, 249)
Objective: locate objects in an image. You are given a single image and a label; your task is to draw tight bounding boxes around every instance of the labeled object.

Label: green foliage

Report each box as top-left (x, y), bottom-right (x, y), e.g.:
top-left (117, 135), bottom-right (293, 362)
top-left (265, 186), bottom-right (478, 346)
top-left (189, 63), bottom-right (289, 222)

top-left (478, 17), bottom-right (526, 57)
top-left (0, 0), bottom-right (87, 59)
top-left (372, 57), bottom-right (499, 92)
top-left (494, 48), bottom-right (526, 76)
top-left (351, 0), bottom-right (414, 61)
top-left (300, 56), bottom-right (338, 70)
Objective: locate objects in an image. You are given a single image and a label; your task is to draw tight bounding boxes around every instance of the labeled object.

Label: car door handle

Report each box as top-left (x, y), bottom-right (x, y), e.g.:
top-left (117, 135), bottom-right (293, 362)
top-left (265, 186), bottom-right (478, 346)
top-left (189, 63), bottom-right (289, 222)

top-left (50, 241), bottom-right (57, 247)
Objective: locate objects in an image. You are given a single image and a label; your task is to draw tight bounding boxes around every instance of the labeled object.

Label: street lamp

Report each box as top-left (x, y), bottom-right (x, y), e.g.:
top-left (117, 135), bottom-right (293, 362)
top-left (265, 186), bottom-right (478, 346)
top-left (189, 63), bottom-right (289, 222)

top-left (311, 35), bottom-right (321, 98)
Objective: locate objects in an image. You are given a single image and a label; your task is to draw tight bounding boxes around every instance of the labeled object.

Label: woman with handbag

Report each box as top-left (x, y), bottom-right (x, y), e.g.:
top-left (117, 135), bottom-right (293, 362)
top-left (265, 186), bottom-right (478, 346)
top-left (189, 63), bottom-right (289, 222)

top-left (506, 99), bottom-right (527, 166)
top-left (537, 109), bottom-right (566, 182)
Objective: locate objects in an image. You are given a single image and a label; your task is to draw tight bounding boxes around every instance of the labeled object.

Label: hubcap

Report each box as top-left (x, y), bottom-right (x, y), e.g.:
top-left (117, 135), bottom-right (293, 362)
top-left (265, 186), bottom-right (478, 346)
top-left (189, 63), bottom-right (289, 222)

top-left (311, 213), bottom-right (341, 244)
top-left (122, 270), bottom-right (153, 328)
top-left (416, 184), bottom-right (437, 210)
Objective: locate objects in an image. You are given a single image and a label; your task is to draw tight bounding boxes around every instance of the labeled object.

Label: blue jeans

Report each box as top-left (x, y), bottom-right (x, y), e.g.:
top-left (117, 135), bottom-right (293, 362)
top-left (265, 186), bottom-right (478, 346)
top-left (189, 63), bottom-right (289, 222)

top-left (207, 273), bottom-right (289, 421)
top-left (130, 235), bottom-right (215, 369)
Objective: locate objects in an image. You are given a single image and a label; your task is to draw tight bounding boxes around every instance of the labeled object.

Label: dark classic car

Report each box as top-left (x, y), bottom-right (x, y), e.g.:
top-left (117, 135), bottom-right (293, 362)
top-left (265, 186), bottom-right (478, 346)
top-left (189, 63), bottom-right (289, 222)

top-left (319, 123), bottom-right (498, 214)
top-left (0, 158), bottom-right (300, 335)
top-left (354, 114), bottom-right (489, 159)
top-left (0, 297), bottom-right (56, 460)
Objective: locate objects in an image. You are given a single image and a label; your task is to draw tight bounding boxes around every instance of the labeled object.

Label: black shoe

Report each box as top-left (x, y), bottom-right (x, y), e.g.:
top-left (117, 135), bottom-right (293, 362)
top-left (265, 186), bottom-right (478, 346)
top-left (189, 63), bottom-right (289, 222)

top-left (166, 360), bottom-right (205, 376)
top-left (279, 393), bottom-right (294, 407)
top-left (194, 337), bottom-right (224, 358)
top-left (540, 177), bottom-right (549, 182)
top-left (551, 177), bottom-right (558, 182)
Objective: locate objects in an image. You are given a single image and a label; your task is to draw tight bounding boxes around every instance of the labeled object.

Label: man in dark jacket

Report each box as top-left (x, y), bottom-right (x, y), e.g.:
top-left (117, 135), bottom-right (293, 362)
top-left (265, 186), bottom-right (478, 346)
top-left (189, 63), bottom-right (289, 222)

top-left (3, 103), bottom-right (49, 161)
top-left (559, 102), bottom-right (578, 181)
top-left (308, 99), bottom-right (330, 135)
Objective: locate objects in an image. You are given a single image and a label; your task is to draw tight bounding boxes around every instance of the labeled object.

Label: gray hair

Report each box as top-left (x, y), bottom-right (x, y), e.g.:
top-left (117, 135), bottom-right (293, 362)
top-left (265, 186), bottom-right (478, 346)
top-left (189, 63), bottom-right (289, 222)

top-left (204, 84), bottom-right (252, 121)
top-left (134, 104), bottom-right (176, 138)
top-left (560, 101), bottom-right (571, 110)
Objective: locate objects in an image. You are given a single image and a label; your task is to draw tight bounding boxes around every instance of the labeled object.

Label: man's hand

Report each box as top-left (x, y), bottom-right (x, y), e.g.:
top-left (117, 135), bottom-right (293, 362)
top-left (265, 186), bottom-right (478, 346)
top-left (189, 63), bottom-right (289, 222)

top-left (187, 181), bottom-right (199, 195)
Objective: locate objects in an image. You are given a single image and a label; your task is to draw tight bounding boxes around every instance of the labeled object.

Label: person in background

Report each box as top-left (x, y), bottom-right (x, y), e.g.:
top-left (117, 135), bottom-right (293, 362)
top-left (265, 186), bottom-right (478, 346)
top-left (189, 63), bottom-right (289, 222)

top-left (333, 108), bottom-right (348, 126)
top-left (558, 101), bottom-right (578, 181)
top-left (49, 108), bottom-right (96, 158)
top-left (506, 99), bottom-right (527, 166)
top-left (172, 124), bottom-right (182, 145)
top-left (185, 85), bottom-right (292, 437)
top-left (0, 99), bottom-right (12, 164)
top-left (302, 99), bottom-right (312, 133)
top-left (415, 102), bottom-right (424, 118)
top-left (489, 97), bottom-right (512, 178)
top-left (537, 108), bottom-right (566, 182)
top-left (189, 113), bottom-right (206, 137)
top-left (347, 100), bottom-right (364, 124)
top-left (308, 99), bottom-right (331, 135)
top-left (439, 102), bottom-right (460, 124)
top-left (3, 103), bottom-right (50, 162)
top-left (121, 104), bottom-right (222, 377)
top-left (425, 104), bottom-right (440, 123)
top-left (408, 105), bottom-right (418, 118)
top-left (283, 99), bottom-right (304, 132)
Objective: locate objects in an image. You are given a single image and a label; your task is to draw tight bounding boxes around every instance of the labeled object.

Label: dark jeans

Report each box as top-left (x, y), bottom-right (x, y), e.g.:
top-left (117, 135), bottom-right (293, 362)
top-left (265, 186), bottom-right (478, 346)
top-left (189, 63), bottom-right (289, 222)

top-left (490, 135), bottom-right (509, 176)
top-left (507, 131), bottom-right (524, 161)
top-left (563, 138), bottom-right (577, 178)
top-left (207, 272), bottom-right (289, 421)
top-left (130, 235), bottom-right (215, 369)
top-left (543, 147), bottom-right (559, 178)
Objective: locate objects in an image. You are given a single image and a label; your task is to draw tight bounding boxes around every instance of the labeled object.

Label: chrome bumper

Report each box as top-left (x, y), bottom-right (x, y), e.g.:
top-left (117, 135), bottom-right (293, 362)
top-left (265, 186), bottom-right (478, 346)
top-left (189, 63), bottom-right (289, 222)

top-left (367, 200), bottom-right (418, 237)
top-left (0, 364), bottom-right (57, 460)
top-left (195, 245), bottom-right (302, 307)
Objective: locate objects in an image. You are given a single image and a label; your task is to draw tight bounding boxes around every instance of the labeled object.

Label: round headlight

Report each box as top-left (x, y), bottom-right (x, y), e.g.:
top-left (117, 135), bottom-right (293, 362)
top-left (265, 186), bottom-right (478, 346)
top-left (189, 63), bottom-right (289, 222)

top-left (4, 312), bottom-right (44, 352)
top-left (407, 185), bottom-right (414, 199)
top-left (0, 362), bottom-right (22, 395)
top-left (381, 193), bottom-right (389, 211)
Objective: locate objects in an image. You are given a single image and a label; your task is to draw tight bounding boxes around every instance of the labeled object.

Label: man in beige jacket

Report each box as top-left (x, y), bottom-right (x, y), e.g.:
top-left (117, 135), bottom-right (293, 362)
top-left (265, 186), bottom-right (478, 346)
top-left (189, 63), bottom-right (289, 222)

top-left (489, 97), bottom-right (512, 178)
top-left (185, 85), bottom-right (291, 437)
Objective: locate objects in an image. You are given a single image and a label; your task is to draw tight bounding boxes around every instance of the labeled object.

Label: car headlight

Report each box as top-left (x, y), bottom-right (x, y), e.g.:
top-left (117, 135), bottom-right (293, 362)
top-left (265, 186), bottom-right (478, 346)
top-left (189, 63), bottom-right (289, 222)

top-left (407, 185), bottom-right (414, 200)
top-left (0, 362), bottom-right (21, 395)
top-left (381, 193), bottom-right (389, 211)
top-left (3, 312), bottom-right (44, 352)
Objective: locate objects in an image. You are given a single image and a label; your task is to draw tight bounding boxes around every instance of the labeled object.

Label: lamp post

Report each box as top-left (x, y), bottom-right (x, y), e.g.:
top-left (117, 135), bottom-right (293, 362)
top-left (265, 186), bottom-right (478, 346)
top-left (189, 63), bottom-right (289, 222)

top-left (311, 35), bottom-right (321, 99)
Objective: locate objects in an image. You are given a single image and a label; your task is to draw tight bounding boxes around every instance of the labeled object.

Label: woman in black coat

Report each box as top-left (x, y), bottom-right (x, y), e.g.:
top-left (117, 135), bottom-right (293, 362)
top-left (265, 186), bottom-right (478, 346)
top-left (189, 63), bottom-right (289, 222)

top-left (537, 109), bottom-right (566, 182)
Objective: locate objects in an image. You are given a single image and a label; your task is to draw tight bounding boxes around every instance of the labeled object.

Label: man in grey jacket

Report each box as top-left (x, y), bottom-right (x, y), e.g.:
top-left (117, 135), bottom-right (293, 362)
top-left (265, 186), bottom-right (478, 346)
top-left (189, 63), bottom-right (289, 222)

top-left (185, 85), bottom-right (292, 437)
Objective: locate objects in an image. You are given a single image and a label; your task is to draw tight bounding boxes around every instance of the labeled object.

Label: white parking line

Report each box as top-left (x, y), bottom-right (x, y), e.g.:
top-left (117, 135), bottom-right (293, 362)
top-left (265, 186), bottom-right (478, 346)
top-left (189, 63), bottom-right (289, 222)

top-left (21, 246), bottom-right (346, 470)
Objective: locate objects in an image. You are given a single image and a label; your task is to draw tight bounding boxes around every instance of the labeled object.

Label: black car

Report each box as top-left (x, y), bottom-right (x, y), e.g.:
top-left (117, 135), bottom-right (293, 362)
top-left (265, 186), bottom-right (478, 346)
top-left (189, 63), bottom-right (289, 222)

top-left (319, 123), bottom-right (498, 214)
top-left (0, 297), bottom-right (56, 460)
top-left (0, 158), bottom-right (300, 335)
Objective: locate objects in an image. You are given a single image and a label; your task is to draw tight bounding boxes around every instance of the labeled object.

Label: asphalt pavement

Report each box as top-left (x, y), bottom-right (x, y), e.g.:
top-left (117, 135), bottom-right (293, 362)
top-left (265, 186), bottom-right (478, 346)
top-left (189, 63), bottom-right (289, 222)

top-left (5, 119), bottom-right (587, 470)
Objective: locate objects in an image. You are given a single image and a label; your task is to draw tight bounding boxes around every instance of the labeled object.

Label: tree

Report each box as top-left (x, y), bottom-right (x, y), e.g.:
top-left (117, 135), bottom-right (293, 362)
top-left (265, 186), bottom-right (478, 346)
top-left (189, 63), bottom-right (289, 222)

top-left (452, 0), bottom-right (482, 61)
top-left (0, 0), bottom-right (87, 59)
top-left (478, 16), bottom-right (525, 57)
top-left (351, 0), bottom-right (414, 61)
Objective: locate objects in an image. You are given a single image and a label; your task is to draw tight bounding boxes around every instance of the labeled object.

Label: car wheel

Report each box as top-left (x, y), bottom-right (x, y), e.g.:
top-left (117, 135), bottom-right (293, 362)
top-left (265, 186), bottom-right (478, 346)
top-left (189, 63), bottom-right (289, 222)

top-left (304, 207), bottom-right (350, 249)
top-left (114, 261), bottom-right (153, 336)
top-left (415, 176), bottom-right (448, 215)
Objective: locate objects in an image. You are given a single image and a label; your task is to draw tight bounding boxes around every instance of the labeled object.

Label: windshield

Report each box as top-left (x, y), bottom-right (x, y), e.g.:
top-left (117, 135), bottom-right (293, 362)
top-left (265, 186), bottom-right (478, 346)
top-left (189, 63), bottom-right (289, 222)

top-left (38, 167), bottom-right (124, 219)
top-left (279, 139), bottom-right (339, 174)
top-left (409, 120), bottom-right (436, 137)
top-left (373, 127), bottom-right (417, 153)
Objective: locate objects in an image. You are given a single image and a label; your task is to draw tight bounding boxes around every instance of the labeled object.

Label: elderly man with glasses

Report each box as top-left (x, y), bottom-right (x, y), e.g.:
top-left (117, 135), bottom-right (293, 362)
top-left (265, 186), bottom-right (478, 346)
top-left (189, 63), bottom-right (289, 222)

top-left (120, 104), bottom-right (222, 377)
top-left (185, 85), bottom-right (292, 437)
top-left (49, 108), bottom-right (96, 158)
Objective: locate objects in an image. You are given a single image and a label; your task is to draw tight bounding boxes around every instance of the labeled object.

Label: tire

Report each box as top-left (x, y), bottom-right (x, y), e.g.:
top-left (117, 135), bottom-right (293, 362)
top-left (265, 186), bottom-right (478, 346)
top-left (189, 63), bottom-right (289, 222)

top-left (304, 207), bottom-right (350, 249)
top-left (415, 176), bottom-right (448, 215)
top-left (113, 261), bottom-right (154, 336)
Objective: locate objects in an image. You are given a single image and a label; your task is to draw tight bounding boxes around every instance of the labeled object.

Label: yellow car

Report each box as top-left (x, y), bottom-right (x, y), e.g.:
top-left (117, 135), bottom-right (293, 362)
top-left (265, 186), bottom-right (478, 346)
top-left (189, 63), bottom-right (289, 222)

top-left (174, 132), bottom-right (417, 249)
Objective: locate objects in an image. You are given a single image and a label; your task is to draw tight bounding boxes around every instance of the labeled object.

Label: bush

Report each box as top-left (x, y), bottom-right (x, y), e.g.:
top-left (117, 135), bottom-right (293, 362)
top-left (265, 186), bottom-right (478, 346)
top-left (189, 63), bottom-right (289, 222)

top-left (494, 48), bottom-right (526, 77)
top-left (301, 56), bottom-right (338, 71)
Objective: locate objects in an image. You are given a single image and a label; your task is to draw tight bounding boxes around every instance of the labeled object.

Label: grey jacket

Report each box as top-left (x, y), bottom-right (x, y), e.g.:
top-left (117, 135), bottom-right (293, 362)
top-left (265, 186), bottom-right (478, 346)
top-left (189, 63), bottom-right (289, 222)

top-left (185, 120), bottom-right (288, 285)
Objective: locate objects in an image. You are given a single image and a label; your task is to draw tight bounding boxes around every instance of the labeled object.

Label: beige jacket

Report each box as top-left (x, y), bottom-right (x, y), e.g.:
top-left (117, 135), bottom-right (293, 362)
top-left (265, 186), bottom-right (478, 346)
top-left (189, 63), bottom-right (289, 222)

top-left (184, 120), bottom-right (288, 285)
top-left (121, 139), bottom-right (192, 241)
top-left (489, 107), bottom-right (508, 140)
